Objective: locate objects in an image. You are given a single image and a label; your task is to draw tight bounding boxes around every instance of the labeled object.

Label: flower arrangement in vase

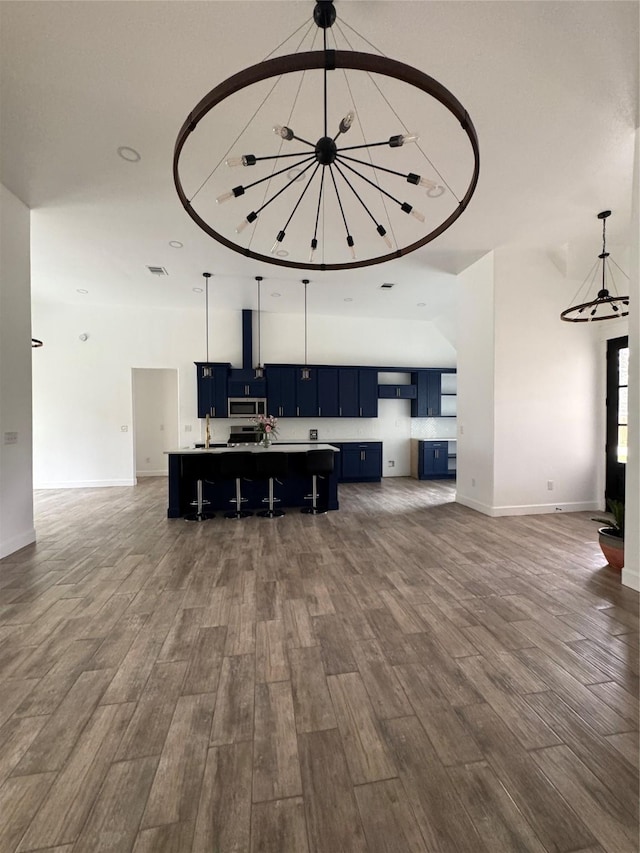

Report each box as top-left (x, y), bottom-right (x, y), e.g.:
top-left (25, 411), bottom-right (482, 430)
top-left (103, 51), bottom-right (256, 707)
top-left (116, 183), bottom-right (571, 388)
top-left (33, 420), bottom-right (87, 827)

top-left (253, 414), bottom-right (278, 447)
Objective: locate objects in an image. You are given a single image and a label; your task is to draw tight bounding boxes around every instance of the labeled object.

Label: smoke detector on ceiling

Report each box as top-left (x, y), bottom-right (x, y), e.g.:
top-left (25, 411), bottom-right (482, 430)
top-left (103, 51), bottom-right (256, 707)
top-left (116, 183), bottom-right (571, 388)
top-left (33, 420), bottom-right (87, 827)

top-left (147, 266), bottom-right (168, 276)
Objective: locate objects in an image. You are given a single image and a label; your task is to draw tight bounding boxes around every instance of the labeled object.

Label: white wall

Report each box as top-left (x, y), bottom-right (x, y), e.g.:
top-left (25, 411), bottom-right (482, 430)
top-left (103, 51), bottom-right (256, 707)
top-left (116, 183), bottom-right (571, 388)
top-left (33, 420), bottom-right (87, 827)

top-left (456, 251), bottom-right (496, 511)
top-left (0, 184), bottom-right (35, 557)
top-left (456, 247), bottom-right (602, 517)
top-left (492, 247), bottom-right (600, 513)
top-left (623, 128), bottom-right (639, 591)
top-left (132, 368), bottom-right (178, 477)
top-left (31, 301), bottom-right (455, 486)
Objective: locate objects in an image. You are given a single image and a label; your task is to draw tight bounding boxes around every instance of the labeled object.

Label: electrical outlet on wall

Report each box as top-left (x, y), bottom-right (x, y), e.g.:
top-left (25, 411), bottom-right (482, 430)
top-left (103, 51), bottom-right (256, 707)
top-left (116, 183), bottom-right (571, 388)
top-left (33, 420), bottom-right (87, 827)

top-left (388, 460), bottom-right (395, 467)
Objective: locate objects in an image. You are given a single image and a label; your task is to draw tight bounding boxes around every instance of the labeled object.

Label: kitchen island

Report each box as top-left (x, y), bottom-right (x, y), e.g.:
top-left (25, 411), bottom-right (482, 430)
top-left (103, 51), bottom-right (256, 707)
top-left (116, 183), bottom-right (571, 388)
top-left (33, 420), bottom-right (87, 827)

top-left (165, 444), bottom-right (340, 518)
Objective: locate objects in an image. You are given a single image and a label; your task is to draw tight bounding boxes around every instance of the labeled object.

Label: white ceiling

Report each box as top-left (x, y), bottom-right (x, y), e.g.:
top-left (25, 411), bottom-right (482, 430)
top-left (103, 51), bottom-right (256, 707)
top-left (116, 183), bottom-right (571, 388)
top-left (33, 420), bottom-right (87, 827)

top-left (1, 1), bottom-right (638, 322)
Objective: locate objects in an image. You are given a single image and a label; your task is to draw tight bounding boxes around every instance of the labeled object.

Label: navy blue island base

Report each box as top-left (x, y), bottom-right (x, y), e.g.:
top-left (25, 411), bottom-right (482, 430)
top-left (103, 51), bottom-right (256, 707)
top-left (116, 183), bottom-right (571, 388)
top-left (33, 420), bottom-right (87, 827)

top-left (165, 444), bottom-right (340, 518)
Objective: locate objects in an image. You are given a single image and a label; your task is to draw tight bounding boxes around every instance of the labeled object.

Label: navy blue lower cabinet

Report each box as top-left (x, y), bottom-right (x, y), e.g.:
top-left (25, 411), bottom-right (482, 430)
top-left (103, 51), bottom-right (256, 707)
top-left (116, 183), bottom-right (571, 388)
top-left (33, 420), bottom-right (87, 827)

top-left (419, 441), bottom-right (449, 479)
top-left (337, 442), bottom-right (382, 482)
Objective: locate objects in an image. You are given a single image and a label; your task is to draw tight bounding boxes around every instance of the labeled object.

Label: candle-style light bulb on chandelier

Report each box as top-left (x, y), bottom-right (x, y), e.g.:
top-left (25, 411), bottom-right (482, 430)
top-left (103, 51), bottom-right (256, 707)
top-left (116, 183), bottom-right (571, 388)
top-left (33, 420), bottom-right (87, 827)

top-left (560, 210), bottom-right (630, 323)
top-left (173, 0), bottom-right (479, 271)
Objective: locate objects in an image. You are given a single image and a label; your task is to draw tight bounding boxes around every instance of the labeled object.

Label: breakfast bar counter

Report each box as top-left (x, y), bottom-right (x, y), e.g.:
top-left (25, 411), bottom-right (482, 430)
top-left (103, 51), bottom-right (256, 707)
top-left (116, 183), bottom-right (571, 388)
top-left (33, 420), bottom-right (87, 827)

top-left (165, 444), bottom-right (340, 518)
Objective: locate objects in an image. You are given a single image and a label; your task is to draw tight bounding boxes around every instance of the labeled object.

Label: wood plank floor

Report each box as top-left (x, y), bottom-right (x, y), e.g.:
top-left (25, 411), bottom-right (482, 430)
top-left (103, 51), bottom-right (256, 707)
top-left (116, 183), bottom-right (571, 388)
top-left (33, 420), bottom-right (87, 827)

top-left (0, 476), bottom-right (638, 853)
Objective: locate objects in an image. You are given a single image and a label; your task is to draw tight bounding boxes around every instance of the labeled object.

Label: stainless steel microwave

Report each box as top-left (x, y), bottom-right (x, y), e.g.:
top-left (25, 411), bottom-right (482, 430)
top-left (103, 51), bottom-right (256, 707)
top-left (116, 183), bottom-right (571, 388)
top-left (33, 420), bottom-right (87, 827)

top-left (227, 398), bottom-right (267, 418)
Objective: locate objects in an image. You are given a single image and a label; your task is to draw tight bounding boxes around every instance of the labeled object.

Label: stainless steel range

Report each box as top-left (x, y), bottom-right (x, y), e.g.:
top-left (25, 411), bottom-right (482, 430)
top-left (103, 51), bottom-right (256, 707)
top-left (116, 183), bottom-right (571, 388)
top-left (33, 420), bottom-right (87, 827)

top-left (227, 425), bottom-right (261, 446)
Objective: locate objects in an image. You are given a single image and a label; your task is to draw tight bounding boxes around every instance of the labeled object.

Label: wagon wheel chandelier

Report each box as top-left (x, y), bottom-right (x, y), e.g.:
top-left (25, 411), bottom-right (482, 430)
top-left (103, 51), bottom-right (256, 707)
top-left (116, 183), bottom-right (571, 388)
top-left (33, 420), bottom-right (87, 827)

top-left (173, 0), bottom-right (479, 271)
top-left (560, 210), bottom-right (630, 323)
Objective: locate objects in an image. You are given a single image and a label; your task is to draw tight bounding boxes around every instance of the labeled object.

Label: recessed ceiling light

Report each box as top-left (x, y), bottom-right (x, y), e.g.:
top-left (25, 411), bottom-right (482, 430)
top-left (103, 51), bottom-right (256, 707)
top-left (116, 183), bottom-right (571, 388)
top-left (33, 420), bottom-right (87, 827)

top-left (117, 146), bottom-right (141, 162)
top-left (169, 240), bottom-right (183, 249)
top-left (344, 297), bottom-right (353, 302)
top-left (417, 302), bottom-right (426, 307)
top-left (275, 249), bottom-right (289, 257)
top-left (76, 288), bottom-right (89, 294)
top-left (193, 287), bottom-right (203, 293)
top-left (271, 292), bottom-right (281, 298)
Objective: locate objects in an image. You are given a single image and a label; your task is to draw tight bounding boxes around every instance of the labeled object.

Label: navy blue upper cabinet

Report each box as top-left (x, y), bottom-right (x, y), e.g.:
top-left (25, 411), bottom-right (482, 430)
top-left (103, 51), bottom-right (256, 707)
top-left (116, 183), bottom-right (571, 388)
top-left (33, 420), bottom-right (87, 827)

top-left (228, 369), bottom-right (267, 398)
top-left (358, 370), bottom-right (378, 418)
top-left (296, 369), bottom-right (318, 417)
top-left (317, 368), bottom-right (339, 417)
top-left (411, 370), bottom-right (442, 417)
top-left (378, 384), bottom-right (417, 399)
top-left (266, 367), bottom-right (297, 418)
top-left (195, 362), bottom-right (231, 419)
top-left (338, 369), bottom-right (359, 417)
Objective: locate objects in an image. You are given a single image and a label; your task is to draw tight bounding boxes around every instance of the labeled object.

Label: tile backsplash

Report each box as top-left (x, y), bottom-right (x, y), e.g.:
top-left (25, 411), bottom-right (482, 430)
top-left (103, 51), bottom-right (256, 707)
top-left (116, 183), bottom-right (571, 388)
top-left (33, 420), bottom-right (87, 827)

top-left (410, 418), bottom-right (458, 439)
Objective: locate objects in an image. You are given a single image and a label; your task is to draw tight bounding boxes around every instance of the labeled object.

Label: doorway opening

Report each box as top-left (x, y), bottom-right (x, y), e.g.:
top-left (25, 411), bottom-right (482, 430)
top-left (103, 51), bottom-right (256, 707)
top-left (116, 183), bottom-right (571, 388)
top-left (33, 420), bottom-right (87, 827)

top-left (132, 368), bottom-right (179, 478)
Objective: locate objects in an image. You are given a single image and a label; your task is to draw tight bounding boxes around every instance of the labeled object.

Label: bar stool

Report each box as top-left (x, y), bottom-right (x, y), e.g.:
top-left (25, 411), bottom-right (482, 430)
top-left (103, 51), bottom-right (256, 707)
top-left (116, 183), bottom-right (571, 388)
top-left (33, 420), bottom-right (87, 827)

top-left (255, 452), bottom-right (289, 519)
top-left (219, 451), bottom-right (255, 519)
top-left (301, 449), bottom-right (334, 515)
top-left (183, 453), bottom-right (217, 522)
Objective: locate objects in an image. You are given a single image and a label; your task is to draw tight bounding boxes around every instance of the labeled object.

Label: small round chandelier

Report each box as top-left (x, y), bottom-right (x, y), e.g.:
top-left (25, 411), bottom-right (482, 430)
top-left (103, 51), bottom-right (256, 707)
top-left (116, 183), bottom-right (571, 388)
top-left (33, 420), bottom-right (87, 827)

top-left (560, 210), bottom-right (630, 323)
top-left (174, 0), bottom-right (479, 271)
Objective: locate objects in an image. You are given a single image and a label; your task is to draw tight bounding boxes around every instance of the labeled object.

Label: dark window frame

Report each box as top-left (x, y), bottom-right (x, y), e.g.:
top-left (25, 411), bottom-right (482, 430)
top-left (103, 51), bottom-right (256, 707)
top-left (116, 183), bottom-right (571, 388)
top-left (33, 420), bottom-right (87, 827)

top-left (605, 335), bottom-right (628, 502)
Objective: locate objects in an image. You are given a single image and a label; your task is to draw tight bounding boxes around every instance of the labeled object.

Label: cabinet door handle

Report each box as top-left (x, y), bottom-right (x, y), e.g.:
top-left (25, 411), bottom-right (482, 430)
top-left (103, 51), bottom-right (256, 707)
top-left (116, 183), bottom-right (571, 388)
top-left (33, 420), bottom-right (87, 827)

top-left (339, 407), bottom-right (342, 417)
top-left (359, 407), bottom-right (363, 417)
top-left (211, 407), bottom-right (215, 417)
top-left (396, 387), bottom-right (400, 397)
top-left (296, 406), bottom-right (300, 417)
top-left (318, 407), bottom-right (321, 416)
top-left (278, 406), bottom-right (283, 417)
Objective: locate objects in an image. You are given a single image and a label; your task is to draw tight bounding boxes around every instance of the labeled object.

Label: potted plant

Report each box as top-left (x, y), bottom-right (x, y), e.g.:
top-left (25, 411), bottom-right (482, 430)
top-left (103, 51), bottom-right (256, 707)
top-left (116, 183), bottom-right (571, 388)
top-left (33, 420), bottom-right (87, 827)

top-left (592, 498), bottom-right (625, 570)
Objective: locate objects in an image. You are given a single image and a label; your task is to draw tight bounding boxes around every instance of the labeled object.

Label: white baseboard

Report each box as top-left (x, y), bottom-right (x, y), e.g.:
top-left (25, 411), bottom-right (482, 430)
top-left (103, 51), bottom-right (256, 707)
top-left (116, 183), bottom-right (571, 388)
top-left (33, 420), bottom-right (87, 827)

top-left (456, 495), bottom-right (600, 517)
top-left (34, 479), bottom-right (136, 489)
top-left (136, 470), bottom-right (167, 478)
top-left (621, 567), bottom-right (640, 592)
top-left (0, 527), bottom-right (36, 559)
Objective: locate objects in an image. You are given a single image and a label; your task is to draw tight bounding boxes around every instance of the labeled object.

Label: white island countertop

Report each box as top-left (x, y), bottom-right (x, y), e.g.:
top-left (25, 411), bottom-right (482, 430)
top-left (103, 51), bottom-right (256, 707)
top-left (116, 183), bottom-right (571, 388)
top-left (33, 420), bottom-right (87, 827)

top-left (165, 443), bottom-right (340, 455)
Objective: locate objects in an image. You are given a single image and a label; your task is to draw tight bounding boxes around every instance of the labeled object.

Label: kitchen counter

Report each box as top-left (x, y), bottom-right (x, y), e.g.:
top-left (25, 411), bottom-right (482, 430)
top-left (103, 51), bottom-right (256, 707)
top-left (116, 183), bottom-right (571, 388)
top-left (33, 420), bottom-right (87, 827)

top-left (167, 443), bottom-right (339, 454)
top-left (165, 445), bottom-right (340, 517)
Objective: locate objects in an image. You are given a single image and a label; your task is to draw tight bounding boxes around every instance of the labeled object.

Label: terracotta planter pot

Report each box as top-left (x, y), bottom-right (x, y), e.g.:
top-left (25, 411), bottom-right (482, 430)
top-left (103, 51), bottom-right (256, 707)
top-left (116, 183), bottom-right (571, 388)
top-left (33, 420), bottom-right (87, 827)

top-left (598, 527), bottom-right (624, 570)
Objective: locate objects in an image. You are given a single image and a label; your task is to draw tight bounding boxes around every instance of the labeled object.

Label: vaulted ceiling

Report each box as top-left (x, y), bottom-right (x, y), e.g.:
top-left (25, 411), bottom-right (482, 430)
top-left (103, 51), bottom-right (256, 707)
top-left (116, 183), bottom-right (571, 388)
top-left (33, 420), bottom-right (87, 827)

top-left (1, 1), bottom-right (637, 322)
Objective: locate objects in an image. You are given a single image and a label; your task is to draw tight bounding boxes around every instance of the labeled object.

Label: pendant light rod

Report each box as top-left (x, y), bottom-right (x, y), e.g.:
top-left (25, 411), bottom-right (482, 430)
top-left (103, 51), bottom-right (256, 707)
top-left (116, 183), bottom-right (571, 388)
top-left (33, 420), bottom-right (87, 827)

top-left (301, 279), bottom-right (311, 380)
top-left (304, 279), bottom-right (309, 366)
top-left (203, 272), bottom-right (212, 362)
top-left (255, 276), bottom-right (264, 378)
